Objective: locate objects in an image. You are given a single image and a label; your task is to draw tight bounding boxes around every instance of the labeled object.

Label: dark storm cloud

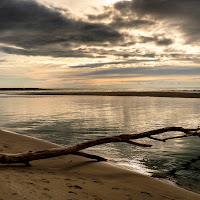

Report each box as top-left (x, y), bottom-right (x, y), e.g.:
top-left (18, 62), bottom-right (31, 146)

top-left (132, 0), bottom-right (198, 18)
top-left (132, 0), bottom-right (200, 43)
top-left (88, 1), bottom-right (155, 29)
top-left (0, 0), bottom-right (122, 57)
top-left (89, 0), bottom-right (200, 44)
top-left (87, 1), bottom-right (172, 47)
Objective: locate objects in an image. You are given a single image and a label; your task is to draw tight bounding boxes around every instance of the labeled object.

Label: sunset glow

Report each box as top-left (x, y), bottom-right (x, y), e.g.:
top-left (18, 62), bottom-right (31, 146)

top-left (0, 0), bottom-right (200, 89)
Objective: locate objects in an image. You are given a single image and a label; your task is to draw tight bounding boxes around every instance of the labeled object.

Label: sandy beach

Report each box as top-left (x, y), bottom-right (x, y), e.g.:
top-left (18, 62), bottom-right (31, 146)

top-left (0, 130), bottom-right (199, 200)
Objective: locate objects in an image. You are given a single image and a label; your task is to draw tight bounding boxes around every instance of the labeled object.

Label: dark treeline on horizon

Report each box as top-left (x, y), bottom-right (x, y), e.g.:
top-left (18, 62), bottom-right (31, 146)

top-left (0, 88), bottom-right (45, 91)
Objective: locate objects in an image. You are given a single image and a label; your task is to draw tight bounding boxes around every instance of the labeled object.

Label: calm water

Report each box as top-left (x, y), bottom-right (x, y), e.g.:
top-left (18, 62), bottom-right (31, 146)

top-left (0, 91), bottom-right (199, 193)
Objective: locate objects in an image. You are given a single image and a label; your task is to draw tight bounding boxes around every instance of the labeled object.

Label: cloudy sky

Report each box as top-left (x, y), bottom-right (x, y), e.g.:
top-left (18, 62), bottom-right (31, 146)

top-left (0, 0), bottom-right (200, 89)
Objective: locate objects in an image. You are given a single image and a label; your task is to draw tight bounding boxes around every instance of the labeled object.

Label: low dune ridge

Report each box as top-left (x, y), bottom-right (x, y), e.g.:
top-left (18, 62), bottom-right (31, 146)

top-left (0, 129), bottom-right (199, 200)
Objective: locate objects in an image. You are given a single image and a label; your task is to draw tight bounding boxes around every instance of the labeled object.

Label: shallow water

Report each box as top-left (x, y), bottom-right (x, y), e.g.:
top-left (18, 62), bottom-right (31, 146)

top-left (0, 91), bottom-right (199, 193)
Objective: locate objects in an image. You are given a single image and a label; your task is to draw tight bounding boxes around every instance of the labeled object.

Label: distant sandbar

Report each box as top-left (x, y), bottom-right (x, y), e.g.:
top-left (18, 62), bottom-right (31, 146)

top-left (20, 91), bottom-right (200, 98)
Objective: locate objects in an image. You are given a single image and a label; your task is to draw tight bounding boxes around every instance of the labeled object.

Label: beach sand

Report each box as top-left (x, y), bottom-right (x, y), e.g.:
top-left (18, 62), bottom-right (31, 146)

top-left (0, 129), bottom-right (199, 200)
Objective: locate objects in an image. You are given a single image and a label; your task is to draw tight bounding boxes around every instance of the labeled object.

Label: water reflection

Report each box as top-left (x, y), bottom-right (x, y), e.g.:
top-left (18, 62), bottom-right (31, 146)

top-left (0, 94), bottom-right (199, 192)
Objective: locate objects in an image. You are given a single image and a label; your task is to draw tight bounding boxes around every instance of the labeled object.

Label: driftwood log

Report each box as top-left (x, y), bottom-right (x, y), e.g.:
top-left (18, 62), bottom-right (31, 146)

top-left (0, 127), bottom-right (199, 166)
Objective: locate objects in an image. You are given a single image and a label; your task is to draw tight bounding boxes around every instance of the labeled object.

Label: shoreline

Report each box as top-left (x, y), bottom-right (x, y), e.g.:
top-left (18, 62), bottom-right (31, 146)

top-left (17, 90), bottom-right (200, 98)
top-left (1, 129), bottom-right (179, 189)
top-left (0, 129), bottom-right (199, 200)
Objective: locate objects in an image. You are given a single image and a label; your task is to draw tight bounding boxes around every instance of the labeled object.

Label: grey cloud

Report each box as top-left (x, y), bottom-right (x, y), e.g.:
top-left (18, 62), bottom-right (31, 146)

top-left (140, 36), bottom-right (155, 43)
top-left (140, 36), bottom-right (173, 46)
top-left (69, 47), bottom-right (156, 59)
top-left (69, 59), bottom-right (157, 69)
top-left (111, 1), bottom-right (152, 32)
top-left (114, 1), bottom-right (132, 14)
top-left (88, 2), bottom-right (155, 30)
top-left (156, 38), bottom-right (173, 46)
top-left (92, 0), bottom-right (200, 44)
top-left (166, 53), bottom-right (200, 64)
top-left (132, 0), bottom-right (197, 19)
top-left (132, 0), bottom-right (200, 44)
top-left (110, 18), bottom-right (155, 29)
top-left (83, 66), bottom-right (200, 77)
top-left (190, 58), bottom-right (200, 64)
top-left (89, 13), bottom-right (155, 29)
top-left (0, 0), bottom-right (122, 57)
top-left (88, 11), bottom-right (112, 21)
top-left (87, 1), bottom-right (173, 47)
top-left (113, 52), bottom-right (156, 58)
top-left (119, 41), bottom-right (136, 47)
top-left (0, 46), bottom-right (96, 58)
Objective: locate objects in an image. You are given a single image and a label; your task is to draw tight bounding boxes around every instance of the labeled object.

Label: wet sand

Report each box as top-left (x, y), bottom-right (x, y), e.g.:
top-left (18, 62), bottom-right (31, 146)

top-left (0, 129), bottom-right (199, 200)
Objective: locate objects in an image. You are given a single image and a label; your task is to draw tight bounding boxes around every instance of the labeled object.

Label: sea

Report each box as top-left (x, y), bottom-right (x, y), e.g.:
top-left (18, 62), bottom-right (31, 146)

top-left (0, 89), bottom-right (199, 193)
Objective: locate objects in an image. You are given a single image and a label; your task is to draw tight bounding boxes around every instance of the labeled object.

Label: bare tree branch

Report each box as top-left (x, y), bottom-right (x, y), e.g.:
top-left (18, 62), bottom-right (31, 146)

top-left (148, 136), bottom-right (165, 142)
top-left (149, 135), bottom-right (188, 142)
top-left (73, 151), bottom-right (107, 161)
top-left (0, 127), bottom-right (199, 165)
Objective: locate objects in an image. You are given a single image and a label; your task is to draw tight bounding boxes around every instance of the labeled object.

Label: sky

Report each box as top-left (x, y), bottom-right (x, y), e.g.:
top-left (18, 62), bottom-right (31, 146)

top-left (0, 0), bottom-right (200, 89)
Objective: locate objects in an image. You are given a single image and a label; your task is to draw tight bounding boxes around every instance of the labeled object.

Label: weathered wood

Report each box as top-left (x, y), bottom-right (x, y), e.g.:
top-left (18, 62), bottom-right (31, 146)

top-left (73, 151), bottom-right (107, 161)
top-left (0, 127), bottom-right (199, 165)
